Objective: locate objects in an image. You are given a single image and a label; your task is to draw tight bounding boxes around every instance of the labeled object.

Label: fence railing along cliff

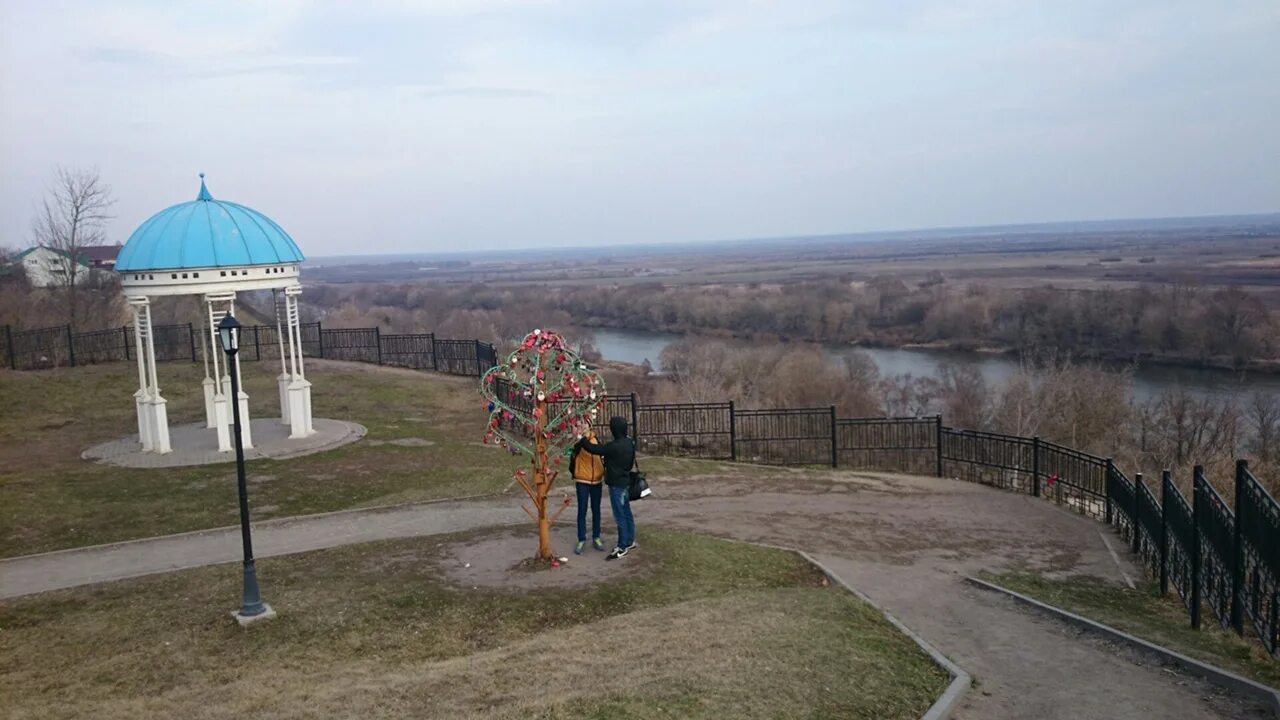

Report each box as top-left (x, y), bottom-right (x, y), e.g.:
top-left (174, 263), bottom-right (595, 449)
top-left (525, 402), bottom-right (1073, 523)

top-left (4, 320), bottom-right (1277, 656)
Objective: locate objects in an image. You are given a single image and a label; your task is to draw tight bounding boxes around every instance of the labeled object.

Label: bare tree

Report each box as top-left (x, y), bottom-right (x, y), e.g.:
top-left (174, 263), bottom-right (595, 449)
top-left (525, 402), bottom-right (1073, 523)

top-left (1246, 391), bottom-right (1280, 465)
top-left (31, 166), bottom-right (115, 328)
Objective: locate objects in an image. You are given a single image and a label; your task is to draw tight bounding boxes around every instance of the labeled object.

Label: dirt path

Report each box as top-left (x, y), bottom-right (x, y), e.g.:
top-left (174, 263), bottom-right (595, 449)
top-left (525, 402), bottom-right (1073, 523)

top-left (0, 472), bottom-right (1267, 719)
top-left (645, 472), bottom-right (1265, 719)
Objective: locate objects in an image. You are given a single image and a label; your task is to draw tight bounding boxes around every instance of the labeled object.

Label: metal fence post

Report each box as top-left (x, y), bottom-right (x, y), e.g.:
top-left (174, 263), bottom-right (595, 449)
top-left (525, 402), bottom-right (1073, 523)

top-left (66, 324), bottom-right (76, 367)
top-left (473, 339), bottom-right (482, 377)
top-left (317, 322), bottom-right (325, 358)
top-left (935, 415), bottom-right (944, 477)
top-left (1105, 458), bottom-right (1115, 526)
top-left (1231, 459), bottom-right (1247, 635)
top-left (829, 405), bottom-right (838, 468)
top-left (375, 327), bottom-right (383, 365)
top-left (1159, 469), bottom-right (1171, 596)
top-left (1032, 436), bottom-right (1041, 497)
top-left (253, 325), bottom-right (261, 361)
top-left (1191, 465), bottom-right (1203, 630)
top-left (729, 400), bottom-right (737, 462)
top-left (630, 392), bottom-right (639, 443)
top-left (188, 323), bottom-right (196, 362)
top-left (122, 325), bottom-right (130, 361)
top-left (430, 333), bottom-right (438, 372)
top-left (1133, 473), bottom-right (1143, 554)
top-left (5, 324), bottom-right (14, 370)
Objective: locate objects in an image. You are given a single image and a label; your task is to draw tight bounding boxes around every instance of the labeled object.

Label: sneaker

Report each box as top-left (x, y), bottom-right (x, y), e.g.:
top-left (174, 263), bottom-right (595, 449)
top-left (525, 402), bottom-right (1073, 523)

top-left (606, 547), bottom-right (628, 561)
top-left (627, 541), bottom-right (638, 550)
top-left (592, 537), bottom-right (605, 551)
top-left (575, 540), bottom-right (585, 555)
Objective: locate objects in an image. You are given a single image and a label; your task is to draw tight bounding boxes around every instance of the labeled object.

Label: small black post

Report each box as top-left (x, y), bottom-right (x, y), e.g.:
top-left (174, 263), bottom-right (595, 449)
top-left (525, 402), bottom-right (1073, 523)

top-left (1191, 465), bottom-right (1204, 629)
top-left (430, 333), bottom-right (438, 372)
top-left (1032, 436), bottom-right (1042, 497)
top-left (253, 326), bottom-right (261, 360)
top-left (729, 400), bottom-right (738, 462)
top-left (66, 324), bottom-right (76, 367)
top-left (5, 324), bottom-right (14, 370)
top-left (1105, 458), bottom-right (1115, 526)
top-left (375, 327), bottom-right (384, 365)
top-left (829, 405), bottom-right (839, 468)
top-left (188, 323), bottom-right (197, 362)
top-left (1230, 459), bottom-right (1247, 635)
top-left (122, 325), bottom-right (130, 361)
top-left (1133, 473), bottom-right (1144, 554)
top-left (934, 415), bottom-right (944, 478)
top-left (473, 339), bottom-right (481, 377)
top-left (630, 392), bottom-right (639, 444)
top-left (317, 322), bottom-right (325, 358)
top-left (1159, 470), bottom-right (1171, 596)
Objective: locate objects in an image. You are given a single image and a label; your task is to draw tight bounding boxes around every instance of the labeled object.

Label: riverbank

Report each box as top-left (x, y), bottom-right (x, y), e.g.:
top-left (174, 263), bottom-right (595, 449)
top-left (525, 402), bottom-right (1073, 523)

top-left (580, 326), bottom-right (1280, 402)
top-left (578, 323), bottom-right (1280, 378)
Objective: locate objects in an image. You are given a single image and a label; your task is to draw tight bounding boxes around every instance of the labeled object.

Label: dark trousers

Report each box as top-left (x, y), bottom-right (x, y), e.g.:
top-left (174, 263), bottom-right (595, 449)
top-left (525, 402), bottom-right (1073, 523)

top-left (576, 481), bottom-right (602, 542)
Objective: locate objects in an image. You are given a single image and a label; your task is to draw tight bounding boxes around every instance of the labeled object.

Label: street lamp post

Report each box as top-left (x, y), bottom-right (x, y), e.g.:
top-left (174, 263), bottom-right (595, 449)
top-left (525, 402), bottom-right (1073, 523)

top-left (217, 314), bottom-right (274, 624)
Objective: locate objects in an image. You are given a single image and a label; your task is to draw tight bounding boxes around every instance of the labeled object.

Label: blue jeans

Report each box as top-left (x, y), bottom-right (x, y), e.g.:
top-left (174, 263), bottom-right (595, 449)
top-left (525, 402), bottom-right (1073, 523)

top-left (576, 481), bottom-right (602, 542)
top-left (608, 484), bottom-right (635, 549)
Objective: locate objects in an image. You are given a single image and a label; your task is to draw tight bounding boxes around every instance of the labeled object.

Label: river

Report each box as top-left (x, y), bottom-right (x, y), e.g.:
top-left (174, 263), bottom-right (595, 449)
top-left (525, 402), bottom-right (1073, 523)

top-left (588, 328), bottom-right (1280, 402)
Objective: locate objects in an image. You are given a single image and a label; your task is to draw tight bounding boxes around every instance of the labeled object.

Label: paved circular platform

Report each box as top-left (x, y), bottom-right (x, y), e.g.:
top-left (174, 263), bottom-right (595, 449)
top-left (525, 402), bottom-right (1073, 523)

top-left (82, 418), bottom-right (367, 468)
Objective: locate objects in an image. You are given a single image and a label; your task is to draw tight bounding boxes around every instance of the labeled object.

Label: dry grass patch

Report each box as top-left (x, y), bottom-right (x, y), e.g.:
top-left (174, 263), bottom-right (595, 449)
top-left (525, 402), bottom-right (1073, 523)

top-left (0, 361), bottom-right (513, 556)
top-left (0, 529), bottom-right (947, 719)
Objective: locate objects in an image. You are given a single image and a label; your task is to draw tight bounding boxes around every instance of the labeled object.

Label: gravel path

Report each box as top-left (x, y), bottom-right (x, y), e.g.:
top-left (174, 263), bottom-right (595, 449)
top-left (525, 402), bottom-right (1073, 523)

top-left (0, 472), bottom-right (1268, 719)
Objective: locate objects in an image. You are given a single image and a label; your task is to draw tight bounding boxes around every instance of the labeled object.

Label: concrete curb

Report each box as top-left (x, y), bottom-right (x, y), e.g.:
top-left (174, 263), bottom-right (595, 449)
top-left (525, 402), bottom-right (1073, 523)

top-left (728, 539), bottom-right (971, 720)
top-left (965, 576), bottom-right (1280, 718)
top-left (0, 492), bottom-right (504, 564)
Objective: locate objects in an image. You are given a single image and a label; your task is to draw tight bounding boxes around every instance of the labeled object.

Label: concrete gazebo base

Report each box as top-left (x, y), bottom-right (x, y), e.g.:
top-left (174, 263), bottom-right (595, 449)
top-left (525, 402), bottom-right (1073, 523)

top-left (83, 418), bottom-right (366, 469)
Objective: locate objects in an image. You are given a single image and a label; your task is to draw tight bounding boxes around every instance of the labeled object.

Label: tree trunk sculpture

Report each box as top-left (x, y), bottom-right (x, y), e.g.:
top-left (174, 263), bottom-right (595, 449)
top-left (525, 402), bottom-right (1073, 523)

top-left (481, 329), bottom-right (606, 561)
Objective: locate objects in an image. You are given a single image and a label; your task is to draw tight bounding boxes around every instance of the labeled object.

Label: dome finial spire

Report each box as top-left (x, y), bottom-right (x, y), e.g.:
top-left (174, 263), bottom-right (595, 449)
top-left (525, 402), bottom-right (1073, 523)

top-left (197, 173), bottom-right (212, 201)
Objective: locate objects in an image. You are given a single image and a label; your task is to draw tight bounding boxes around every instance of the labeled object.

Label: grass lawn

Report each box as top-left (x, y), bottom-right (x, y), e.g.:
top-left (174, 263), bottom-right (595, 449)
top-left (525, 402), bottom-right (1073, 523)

top-left (982, 571), bottom-right (1280, 689)
top-left (0, 360), bottom-right (830, 558)
top-left (0, 360), bottom-right (515, 557)
top-left (0, 528), bottom-right (949, 719)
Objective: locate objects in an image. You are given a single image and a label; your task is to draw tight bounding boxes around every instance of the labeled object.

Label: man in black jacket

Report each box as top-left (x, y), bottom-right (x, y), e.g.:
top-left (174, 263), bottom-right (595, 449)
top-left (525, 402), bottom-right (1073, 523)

top-left (576, 416), bottom-right (637, 559)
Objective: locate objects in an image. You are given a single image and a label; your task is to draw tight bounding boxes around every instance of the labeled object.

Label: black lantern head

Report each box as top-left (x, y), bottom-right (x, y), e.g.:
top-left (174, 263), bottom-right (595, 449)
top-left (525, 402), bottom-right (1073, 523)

top-left (218, 314), bottom-right (242, 355)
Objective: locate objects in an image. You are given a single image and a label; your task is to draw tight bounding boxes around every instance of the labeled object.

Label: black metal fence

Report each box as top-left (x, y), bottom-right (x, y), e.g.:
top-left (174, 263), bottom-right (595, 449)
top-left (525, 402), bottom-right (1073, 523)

top-left (5, 317), bottom-right (1278, 657)
top-left (1, 321), bottom-right (490, 380)
top-left (836, 416), bottom-right (938, 476)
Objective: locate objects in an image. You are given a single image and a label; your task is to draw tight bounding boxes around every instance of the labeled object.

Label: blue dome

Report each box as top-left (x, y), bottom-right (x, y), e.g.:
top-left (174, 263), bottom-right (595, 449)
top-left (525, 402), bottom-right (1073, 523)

top-left (116, 175), bottom-right (305, 272)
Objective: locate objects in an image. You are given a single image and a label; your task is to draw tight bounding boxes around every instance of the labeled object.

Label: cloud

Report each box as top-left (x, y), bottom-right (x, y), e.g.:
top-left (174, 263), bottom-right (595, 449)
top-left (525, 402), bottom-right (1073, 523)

top-left (81, 45), bottom-right (359, 79)
top-left (417, 85), bottom-right (550, 100)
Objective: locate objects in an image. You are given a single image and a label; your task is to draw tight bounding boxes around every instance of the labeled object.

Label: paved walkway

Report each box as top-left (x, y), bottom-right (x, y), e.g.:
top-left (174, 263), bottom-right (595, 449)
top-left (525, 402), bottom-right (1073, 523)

top-left (81, 418), bottom-right (367, 468)
top-left (0, 472), bottom-right (1267, 719)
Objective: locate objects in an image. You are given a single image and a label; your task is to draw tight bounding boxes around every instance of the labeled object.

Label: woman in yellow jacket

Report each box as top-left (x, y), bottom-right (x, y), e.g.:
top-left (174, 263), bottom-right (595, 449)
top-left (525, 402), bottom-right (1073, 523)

top-left (568, 430), bottom-right (607, 554)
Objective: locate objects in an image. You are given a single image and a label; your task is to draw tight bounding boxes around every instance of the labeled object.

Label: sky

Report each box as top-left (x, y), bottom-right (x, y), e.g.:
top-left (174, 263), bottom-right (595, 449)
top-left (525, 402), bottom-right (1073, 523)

top-left (1, 0), bottom-right (1278, 256)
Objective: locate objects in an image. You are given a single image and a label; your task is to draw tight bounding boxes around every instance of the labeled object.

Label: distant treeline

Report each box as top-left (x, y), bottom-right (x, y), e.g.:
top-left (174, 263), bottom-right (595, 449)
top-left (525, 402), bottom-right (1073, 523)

top-left (306, 278), bottom-right (1280, 372)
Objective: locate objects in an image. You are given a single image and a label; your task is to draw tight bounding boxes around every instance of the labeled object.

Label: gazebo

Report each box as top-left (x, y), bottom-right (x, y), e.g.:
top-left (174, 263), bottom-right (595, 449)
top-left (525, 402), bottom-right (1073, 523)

top-left (114, 174), bottom-right (314, 455)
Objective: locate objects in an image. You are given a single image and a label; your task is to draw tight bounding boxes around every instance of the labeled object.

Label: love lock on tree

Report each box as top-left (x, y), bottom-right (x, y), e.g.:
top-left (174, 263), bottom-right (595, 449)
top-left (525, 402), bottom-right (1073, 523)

top-left (480, 329), bottom-right (607, 561)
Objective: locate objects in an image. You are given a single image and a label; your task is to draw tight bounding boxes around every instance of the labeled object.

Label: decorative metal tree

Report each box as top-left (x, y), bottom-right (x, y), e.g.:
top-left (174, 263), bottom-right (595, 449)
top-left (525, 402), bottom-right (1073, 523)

top-left (481, 329), bottom-right (606, 561)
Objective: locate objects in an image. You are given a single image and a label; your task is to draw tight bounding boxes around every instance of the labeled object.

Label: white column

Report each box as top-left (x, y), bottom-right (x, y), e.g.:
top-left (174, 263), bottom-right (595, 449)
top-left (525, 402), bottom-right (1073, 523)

top-left (285, 286), bottom-right (314, 438)
top-left (274, 288), bottom-right (290, 425)
top-left (228, 297), bottom-right (253, 449)
top-left (206, 295), bottom-right (231, 452)
top-left (129, 301), bottom-right (152, 451)
top-left (200, 314), bottom-right (217, 428)
top-left (141, 299), bottom-right (171, 454)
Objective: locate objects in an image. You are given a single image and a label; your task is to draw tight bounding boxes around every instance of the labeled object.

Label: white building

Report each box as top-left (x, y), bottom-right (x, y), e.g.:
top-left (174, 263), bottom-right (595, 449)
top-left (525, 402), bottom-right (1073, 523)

top-left (14, 246), bottom-right (91, 287)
